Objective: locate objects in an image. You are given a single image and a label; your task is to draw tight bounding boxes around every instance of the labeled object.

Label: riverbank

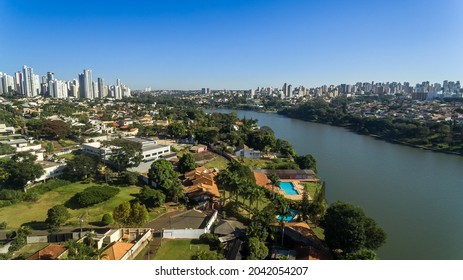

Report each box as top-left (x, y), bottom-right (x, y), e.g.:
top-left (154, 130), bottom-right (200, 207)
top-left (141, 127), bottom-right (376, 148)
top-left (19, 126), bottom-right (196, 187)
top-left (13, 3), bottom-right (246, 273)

top-left (276, 111), bottom-right (463, 157)
top-left (210, 106), bottom-right (462, 156)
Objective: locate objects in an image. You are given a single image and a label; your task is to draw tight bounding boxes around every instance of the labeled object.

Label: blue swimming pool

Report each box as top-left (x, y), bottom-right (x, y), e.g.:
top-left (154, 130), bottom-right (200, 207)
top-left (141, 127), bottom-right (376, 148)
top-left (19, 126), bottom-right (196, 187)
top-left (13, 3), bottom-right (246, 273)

top-left (279, 181), bottom-right (298, 195)
top-left (277, 209), bottom-right (299, 222)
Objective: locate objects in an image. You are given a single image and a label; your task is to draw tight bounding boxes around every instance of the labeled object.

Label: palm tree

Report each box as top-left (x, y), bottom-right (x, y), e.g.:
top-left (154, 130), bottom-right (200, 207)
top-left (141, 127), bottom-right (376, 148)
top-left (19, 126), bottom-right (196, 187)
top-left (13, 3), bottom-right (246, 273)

top-left (268, 173), bottom-right (280, 199)
top-left (254, 187), bottom-right (265, 211)
top-left (275, 196), bottom-right (291, 246)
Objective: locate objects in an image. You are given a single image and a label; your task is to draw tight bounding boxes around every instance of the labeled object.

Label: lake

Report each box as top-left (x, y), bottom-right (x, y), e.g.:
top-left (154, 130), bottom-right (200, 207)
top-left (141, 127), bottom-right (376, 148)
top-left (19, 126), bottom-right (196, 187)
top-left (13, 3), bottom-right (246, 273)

top-left (206, 109), bottom-right (463, 260)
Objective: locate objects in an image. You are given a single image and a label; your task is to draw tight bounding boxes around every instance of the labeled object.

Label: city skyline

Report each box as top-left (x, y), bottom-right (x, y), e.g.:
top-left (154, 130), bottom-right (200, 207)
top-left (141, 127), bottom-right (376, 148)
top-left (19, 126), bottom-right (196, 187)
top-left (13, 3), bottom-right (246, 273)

top-left (1, 0), bottom-right (462, 89)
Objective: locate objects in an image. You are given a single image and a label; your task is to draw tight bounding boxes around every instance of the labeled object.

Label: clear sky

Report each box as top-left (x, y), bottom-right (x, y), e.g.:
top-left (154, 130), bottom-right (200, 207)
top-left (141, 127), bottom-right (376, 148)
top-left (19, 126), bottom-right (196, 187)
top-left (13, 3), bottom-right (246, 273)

top-left (0, 0), bottom-right (462, 90)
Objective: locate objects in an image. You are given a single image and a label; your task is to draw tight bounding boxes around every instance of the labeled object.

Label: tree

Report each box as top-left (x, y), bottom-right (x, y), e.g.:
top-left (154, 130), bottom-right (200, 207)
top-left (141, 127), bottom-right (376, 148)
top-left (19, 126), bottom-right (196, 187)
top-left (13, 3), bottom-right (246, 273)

top-left (363, 217), bottom-right (387, 250)
top-left (345, 248), bottom-right (378, 260)
top-left (113, 201), bottom-right (131, 227)
top-left (246, 237), bottom-right (268, 260)
top-left (46, 205), bottom-right (71, 232)
top-left (41, 119), bottom-right (71, 140)
top-left (139, 186), bottom-right (165, 208)
top-left (121, 171), bottom-right (139, 185)
top-left (101, 213), bottom-right (114, 226)
top-left (63, 154), bottom-right (98, 181)
top-left (295, 154), bottom-right (318, 173)
top-left (177, 153), bottom-right (197, 174)
top-left (8, 226), bottom-right (31, 253)
top-left (148, 159), bottom-right (178, 188)
top-left (167, 122), bottom-right (186, 139)
top-left (129, 202), bottom-right (149, 226)
top-left (0, 152), bottom-right (44, 189)
top-left (268, 173), bottom-right (280, 199)
top-left (45, 142), bottom-right (55, 155)
top-left (300, 185), bottom-right (311, 221)
top-left (191, 250), bottom-right (225, 260)
top-left (0, 143), bottom-right (15, 156)
top-left (104, 139), bottom-right (143, 172)
top-left (309, 182), bottom-right (327, 224)
top-left (275, 196), bottom-right (291, 246)
top-left (323, 201), bottom-right (386, 256)
top-left (113, 201), bottom-right (149, 227)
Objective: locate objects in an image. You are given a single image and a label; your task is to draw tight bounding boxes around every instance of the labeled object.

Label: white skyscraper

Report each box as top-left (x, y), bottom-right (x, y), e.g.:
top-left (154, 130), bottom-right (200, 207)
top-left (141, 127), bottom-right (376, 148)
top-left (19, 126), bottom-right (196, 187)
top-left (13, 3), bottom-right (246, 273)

top-left (22, 65), bottom-right (35, 97)
top-left (79, 69), bottom-right (93, 99)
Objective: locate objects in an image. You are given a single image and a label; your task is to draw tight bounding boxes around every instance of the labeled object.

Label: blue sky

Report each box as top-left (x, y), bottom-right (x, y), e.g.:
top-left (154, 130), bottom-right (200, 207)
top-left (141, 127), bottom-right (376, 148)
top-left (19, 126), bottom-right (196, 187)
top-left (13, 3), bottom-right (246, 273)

top-left (0, 0), bottom-right (462, 89)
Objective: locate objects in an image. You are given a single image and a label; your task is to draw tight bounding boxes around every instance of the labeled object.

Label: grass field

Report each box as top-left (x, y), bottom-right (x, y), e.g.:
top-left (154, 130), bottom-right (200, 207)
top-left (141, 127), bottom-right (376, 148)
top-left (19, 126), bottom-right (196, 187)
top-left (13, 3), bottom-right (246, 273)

top-left (152, 239), bottom-right (211, 260)
top-left (0, 182), bottom-right (141, 229)
top-left (302, 182), bottom-right (320, 200)
top-left (11, 243), bottom-right (49, 260)
top-left (203, 155), bottom-right (229, 170)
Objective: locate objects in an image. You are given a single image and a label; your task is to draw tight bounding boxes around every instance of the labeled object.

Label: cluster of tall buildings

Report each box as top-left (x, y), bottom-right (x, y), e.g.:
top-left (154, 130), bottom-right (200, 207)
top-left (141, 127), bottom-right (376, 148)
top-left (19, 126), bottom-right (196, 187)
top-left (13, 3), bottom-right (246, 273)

top-left (248, 80), bottom-right (462, 100)
top-left (0, 65), bottom-right (131, 99)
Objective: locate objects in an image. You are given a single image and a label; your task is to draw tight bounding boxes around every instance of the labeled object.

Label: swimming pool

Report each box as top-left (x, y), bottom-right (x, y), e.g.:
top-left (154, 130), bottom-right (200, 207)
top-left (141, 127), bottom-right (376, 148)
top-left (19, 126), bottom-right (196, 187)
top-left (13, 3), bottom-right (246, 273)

top-left (279, 181), bottom-right (298, 195)
top-left (277, 209), bottom-right (299, 222)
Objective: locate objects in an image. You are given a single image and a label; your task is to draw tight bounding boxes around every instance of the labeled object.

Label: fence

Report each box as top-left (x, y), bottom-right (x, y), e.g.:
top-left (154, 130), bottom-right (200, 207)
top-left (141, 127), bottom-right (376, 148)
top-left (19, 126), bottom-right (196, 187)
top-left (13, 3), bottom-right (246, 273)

top-left (162, 228), bottom-right (209, 239)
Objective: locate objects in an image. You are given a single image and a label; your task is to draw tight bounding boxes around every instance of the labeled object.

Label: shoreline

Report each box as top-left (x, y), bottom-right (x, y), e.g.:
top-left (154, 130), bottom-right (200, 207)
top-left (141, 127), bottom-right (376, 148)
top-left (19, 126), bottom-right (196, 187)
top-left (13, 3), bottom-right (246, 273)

top-left (206, 106), bottom-right (463, 157)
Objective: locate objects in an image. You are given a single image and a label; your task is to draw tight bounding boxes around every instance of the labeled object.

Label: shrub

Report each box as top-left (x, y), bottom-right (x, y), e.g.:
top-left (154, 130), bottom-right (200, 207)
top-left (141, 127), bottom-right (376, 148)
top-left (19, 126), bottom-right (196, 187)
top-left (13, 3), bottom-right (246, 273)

top-left (24, 192), bottom-right (39, 202)
top-left (67, 185), bottom-right (120, 208)
top-left (121, 171), bottom-right (139, 186)
top-left (0, 189), bottom-right (25, 202)
top-left (199, 233), bottom-right (223, 251)
top-left (0, 221), bottom-right (7, 229)
top-left (0, 200), bottom-right (13, 208)
top-left (101, 213), bottom-right (114, 226)
top-left (30, 179), bottom-right (71, 195)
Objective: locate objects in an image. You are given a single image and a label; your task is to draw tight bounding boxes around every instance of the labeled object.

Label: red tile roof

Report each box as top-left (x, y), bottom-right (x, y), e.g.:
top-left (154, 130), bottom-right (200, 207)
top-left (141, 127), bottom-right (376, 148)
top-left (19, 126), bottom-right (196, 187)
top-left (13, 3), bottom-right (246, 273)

top-left (27, 244), bottom-right (67, 260)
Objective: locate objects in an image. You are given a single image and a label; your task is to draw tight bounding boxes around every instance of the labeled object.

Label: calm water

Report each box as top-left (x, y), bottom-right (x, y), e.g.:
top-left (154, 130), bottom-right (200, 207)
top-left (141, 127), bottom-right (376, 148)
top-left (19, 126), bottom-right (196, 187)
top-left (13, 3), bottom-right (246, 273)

top-left (206, 109), bottom-right (463, 260)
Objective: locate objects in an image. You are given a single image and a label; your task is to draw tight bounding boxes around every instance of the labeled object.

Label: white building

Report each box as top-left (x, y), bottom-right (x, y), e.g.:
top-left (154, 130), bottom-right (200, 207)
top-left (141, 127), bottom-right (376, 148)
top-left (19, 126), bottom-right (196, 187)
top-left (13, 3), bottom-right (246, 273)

top-left (82, 137), bottom-right (171, 162)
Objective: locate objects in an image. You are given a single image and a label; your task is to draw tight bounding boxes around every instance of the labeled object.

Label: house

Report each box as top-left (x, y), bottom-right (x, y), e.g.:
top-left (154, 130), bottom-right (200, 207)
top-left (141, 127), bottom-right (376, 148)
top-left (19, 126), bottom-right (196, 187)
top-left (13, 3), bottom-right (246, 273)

top-left (235, 146), bottom-right (262, 159)
top-left (189, 144), bottom-right (207, 153)
top-left (101, 242), bottom-right (134, 260)
top-left (82, 137), bottom-right (171, 162)
top-left (183, 167), bottom-right (220, 209)
top-left (162, 209), bottom-right (218, 239)
top-left (124, 137), bottom-right (171, 162)
top-left (27, 244), bottom-right (67, 260)
top-left (214, 219), bottom-right (246, 241)
top-left (34, 161), bottom-right (67, 183)
top-left (0, 124), bottom-right (14, 135)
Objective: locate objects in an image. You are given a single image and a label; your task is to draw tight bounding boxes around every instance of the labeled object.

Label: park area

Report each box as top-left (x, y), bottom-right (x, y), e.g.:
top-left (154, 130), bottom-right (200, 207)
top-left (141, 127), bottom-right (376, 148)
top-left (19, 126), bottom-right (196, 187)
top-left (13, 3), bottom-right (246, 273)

top-left (0, 181), bottom-right (143, 229)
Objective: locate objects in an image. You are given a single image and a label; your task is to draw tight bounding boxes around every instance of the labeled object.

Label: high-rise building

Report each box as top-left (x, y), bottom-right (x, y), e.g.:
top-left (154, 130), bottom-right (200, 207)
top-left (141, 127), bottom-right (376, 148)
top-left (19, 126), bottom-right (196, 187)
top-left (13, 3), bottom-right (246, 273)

top-left (14, 72), bottom-right (23, 94)
top-left (79, 69), bottom-right (93, 99)
top-left (22, 65), bottom-right (35, 97)
top-left (92, 81), bottom-right (98, 99)
top-left (97, 77), bottom-right (105, 98)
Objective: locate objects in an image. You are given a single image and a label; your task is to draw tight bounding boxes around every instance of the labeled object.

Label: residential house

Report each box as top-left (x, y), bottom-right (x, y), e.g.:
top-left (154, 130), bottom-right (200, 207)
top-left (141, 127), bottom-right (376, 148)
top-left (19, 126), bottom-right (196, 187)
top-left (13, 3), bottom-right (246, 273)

top-left (235, 146), bottom-right (262, 159)
top-left (27, 244), bottom-right (67, 260)
top-left (183, 167), bottom-right (220, 209)
top-left (189, 144), bottom-right (207, 153)
top-left (0, 124), bottom-right (14, 135)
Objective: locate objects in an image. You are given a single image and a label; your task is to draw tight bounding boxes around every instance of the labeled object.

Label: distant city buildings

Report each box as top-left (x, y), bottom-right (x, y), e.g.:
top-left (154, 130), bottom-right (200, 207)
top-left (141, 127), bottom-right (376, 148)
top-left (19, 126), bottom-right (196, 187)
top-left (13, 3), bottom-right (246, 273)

top-left (0, 65), bottom-right (131, 100)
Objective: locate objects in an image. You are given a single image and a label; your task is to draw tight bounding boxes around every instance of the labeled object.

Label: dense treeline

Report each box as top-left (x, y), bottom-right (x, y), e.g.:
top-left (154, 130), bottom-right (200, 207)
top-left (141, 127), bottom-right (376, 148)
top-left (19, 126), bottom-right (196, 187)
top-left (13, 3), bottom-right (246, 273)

top-left (280, 98), bottom-right (463, 154)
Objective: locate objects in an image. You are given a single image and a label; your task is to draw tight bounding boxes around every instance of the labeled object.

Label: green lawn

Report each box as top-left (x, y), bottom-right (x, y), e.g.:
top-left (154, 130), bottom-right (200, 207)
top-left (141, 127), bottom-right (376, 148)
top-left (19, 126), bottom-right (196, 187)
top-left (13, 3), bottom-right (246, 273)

top-left (11, 243), bottom-right (49, 260)
top-left (237, 158), bottom-right (273, 168)
top-left (203, 156), bottom-right (229, 170)
top-left (0, 182), bottom-right (141, 229)
top-left (302, 182), bottom-right (320, 200)
top-left (152, 239), bottom-right (211, 260)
